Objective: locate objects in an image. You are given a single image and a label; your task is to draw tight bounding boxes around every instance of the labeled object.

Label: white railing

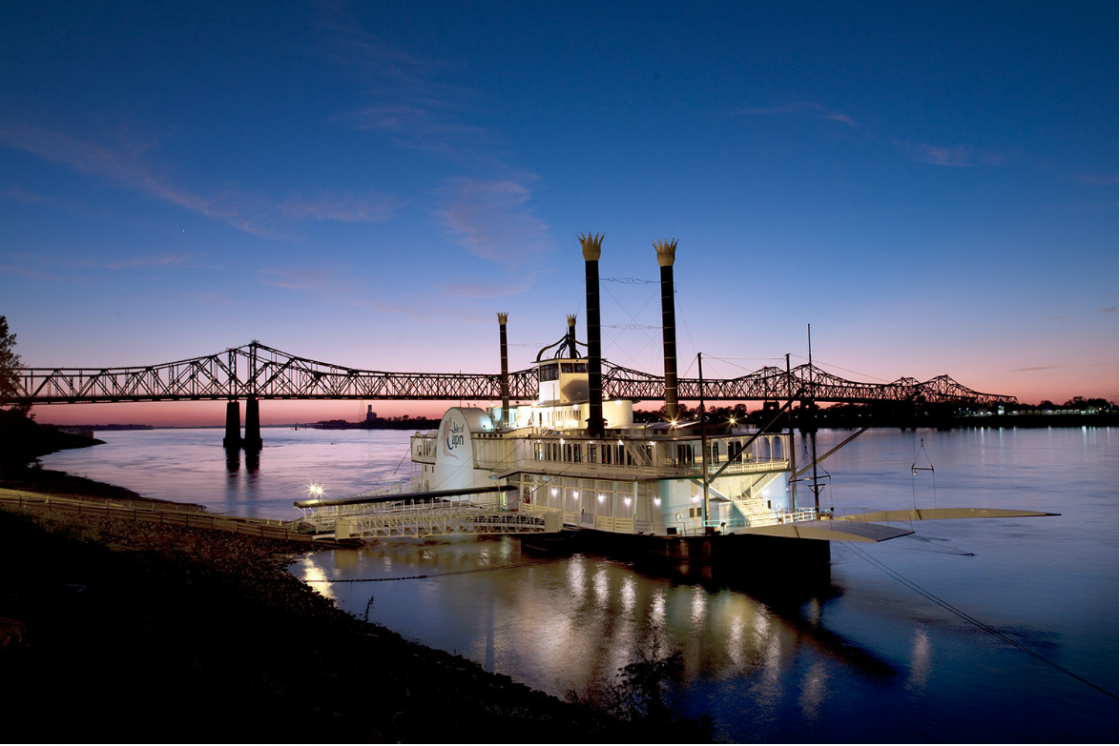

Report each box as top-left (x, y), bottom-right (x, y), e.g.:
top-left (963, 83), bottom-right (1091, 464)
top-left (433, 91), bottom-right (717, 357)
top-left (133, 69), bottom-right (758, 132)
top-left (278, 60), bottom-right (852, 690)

top-left (304, 499), bottom-right (551, 539)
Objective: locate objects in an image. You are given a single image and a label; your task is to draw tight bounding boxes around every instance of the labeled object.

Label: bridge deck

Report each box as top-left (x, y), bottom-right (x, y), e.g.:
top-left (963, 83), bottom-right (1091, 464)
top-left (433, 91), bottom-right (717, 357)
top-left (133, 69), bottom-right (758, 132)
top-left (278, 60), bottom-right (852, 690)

top-left (17, 342), bottom-right (1017, 405)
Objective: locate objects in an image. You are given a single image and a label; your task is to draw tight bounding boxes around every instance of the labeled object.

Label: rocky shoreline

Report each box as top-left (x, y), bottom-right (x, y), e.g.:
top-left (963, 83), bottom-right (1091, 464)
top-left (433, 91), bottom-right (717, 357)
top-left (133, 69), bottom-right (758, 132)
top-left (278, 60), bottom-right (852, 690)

top-left (1, 503), bottom-right (585, 742)
top-left (0, 483), bottom-right (711, 743)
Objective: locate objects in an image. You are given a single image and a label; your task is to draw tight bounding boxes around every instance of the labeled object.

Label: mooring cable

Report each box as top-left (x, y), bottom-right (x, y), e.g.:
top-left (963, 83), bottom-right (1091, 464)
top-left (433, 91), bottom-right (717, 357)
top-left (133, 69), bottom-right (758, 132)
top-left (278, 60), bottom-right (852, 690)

top-left (845, 543), bottom-right (1117, 700)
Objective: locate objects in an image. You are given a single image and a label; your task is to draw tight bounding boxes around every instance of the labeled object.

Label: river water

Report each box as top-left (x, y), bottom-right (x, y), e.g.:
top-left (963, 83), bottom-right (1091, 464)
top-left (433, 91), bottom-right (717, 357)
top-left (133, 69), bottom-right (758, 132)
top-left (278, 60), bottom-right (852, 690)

top-left (40, 426), bottom-right (1118, 742)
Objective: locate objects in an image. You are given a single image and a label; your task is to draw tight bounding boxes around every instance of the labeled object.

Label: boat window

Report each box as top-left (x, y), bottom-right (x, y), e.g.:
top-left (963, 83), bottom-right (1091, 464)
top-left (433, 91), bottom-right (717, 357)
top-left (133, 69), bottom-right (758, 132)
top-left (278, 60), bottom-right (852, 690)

top-left (588, 443), bottom-right (597, 462)
top-left (539, 363), bottom-right (559, 382)
top-left (560, 362), bottom-right (573, 374)
top-left (572, 362), bottom-right (587, 373)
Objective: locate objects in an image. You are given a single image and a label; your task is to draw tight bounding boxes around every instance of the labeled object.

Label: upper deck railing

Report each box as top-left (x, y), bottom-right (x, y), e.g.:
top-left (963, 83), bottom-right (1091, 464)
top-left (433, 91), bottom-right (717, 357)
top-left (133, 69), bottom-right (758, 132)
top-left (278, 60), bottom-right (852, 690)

top-left (17, 341), bottom-right (1017, 406)
top-left (412, 431), bottom-right (791, 483)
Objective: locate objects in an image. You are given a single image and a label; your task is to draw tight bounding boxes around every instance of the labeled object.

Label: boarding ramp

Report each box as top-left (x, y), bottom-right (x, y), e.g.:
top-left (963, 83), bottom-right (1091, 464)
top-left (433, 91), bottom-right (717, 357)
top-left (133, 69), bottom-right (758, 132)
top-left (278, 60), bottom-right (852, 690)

top-left (294, 485), bottom-right (560, 540)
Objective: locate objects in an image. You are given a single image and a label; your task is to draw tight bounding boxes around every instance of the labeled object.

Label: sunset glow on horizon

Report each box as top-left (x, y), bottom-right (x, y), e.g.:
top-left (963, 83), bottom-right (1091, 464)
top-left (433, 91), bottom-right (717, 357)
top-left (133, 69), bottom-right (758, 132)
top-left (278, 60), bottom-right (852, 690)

top-left (3, 3), bottom-right (1116, 428)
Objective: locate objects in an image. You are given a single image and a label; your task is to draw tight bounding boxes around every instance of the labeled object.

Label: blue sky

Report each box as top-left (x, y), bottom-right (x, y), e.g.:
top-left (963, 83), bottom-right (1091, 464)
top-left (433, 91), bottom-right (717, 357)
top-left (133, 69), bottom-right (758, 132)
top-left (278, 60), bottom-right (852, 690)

top-left (2, 1), bottom-right (1116, 424)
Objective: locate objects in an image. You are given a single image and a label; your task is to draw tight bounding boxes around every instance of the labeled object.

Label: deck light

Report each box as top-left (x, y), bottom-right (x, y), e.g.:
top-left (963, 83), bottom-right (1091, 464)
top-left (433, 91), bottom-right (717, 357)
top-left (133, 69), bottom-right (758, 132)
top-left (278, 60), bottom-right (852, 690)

top-left (597, 494), bottom-right (605, 502)
top-left (573, 491), bottom-right (579, 498)
top-left (624, 497), bottom-right (632, 506)
top-left (551, 488), bottom-right (558, 496)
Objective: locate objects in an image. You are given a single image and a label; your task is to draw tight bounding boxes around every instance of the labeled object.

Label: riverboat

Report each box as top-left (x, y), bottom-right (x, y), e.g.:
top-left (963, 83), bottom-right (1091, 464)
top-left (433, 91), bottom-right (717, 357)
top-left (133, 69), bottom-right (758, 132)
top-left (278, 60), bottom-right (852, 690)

top-left (297, 235), bottom-right (1052, 567)
top-left (397, 235), bottom-right (1053, 568)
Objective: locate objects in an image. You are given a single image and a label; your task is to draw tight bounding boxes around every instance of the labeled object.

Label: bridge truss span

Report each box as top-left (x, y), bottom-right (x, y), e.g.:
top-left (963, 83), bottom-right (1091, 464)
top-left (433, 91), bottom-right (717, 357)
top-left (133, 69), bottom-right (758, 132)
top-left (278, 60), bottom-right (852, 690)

top-left (602, 360), bottom-right (1017, 406)
top-left (17, 341), bottom-right (1016, 406)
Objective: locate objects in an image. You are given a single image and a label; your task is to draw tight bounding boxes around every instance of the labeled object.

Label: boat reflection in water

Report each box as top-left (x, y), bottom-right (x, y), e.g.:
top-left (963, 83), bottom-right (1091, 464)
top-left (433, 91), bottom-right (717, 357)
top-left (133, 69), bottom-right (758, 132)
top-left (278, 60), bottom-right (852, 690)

top-left (295, 535), bottom-right (897, 730)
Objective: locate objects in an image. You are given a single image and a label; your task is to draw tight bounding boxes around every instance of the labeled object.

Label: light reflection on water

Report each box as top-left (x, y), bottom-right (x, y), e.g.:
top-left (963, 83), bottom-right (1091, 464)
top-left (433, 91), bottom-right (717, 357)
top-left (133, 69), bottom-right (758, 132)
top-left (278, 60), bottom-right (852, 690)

top-left (42, 426), bottom-right (1119, 742)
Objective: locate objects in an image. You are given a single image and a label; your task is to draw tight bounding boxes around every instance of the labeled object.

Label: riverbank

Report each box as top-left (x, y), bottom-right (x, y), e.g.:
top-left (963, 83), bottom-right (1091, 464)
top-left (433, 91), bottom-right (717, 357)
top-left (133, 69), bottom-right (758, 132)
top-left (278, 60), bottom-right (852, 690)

top-left (0, 496), bottom-right (711, 742)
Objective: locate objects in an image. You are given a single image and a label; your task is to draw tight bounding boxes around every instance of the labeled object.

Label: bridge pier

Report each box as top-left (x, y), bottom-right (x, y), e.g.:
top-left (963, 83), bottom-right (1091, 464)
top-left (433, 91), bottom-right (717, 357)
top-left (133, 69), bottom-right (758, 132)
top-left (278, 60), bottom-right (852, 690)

top-left (223, 400), bottom-right (241, 449)
top-left (244, 396), bottom-right (263, 451)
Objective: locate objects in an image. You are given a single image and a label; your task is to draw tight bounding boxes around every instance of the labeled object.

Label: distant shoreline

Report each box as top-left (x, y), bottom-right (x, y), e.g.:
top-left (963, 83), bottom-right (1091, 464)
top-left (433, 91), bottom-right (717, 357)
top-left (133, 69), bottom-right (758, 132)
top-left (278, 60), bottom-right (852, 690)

top-left (48, 416), bottom-right (1119, 431)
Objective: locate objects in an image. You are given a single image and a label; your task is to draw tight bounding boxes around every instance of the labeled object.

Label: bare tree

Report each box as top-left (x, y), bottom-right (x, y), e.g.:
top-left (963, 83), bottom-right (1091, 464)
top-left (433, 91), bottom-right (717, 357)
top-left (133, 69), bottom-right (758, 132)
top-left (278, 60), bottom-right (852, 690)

top-left (0, 316), bottom-right (25, 411)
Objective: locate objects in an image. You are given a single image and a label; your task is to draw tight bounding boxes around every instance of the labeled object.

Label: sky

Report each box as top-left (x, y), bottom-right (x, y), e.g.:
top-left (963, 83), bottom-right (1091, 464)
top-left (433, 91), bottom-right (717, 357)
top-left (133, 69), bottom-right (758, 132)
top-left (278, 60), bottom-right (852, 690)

top-left (2, 1), bottom-right (1116, 426)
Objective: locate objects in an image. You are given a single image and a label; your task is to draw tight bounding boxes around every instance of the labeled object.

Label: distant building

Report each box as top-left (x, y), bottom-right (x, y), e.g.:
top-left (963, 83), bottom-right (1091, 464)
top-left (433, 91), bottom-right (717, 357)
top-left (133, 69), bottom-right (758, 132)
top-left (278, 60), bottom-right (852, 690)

top-left (366, 405), bottom-right (377, 423)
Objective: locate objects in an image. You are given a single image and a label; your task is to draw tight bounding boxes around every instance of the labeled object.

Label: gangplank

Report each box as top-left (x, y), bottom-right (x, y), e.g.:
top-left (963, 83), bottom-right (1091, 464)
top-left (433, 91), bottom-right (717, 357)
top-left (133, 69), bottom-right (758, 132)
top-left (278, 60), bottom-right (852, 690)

top-left (294, 485), bottom-right (560, 540)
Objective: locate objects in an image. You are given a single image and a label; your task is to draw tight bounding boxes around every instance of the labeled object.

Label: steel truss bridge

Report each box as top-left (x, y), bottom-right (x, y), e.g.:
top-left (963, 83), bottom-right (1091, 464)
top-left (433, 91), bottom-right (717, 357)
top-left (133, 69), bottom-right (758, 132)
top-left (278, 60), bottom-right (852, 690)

top-left (16, 341), bottom-right (1017, 407)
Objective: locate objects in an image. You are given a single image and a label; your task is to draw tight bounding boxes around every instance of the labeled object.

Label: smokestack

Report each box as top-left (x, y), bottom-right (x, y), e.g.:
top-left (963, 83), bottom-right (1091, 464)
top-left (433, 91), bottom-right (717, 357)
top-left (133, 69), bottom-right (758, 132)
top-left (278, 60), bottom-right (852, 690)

top-left (565, 314), bottom-right (578, 358)
top-left (497, 312), bottom-right (510, 428)
top-left (655, 239), bottom-right (679, 422)
top-left (579, 233), bottom-right (606, 438)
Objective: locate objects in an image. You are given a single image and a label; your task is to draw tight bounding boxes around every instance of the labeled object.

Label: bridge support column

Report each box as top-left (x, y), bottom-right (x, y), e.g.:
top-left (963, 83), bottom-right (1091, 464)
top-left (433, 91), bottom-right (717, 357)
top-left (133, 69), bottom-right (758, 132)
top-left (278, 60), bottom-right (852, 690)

top-left (244, 396), bottom-right (263, 451)
top-left (223, 400), bottom-right (241, 449)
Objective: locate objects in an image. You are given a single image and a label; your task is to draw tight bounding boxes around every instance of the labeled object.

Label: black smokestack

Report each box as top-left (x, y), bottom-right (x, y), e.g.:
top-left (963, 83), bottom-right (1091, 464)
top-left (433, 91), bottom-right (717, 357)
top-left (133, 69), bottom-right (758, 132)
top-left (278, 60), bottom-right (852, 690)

top-left (654, 239), bottom-right (679, 422)
top-left (497, 312), bottom-right (510, 427)
top-left (566, 314), bottom-right (578, 358)
top-left (579, 233), bottom-right (606, 438)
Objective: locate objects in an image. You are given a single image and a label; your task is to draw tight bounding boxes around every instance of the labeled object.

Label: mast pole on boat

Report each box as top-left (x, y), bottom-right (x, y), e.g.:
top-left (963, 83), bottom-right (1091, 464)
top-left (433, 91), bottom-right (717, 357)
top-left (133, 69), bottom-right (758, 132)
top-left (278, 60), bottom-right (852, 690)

top-left (698, 352), bottom-right (711, 530)
top-left (786, 353), bottom-right (797, 513)
top-left (809, 324), bottom-right (820, 513)
top-left (498, 312), bottom-right (510, 429)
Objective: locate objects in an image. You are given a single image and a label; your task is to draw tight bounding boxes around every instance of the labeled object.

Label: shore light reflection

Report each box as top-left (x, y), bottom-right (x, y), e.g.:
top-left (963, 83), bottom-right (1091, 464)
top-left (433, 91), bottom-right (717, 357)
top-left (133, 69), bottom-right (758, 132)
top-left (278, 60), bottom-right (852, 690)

top-left (298, 558), bottom-right (335, 601)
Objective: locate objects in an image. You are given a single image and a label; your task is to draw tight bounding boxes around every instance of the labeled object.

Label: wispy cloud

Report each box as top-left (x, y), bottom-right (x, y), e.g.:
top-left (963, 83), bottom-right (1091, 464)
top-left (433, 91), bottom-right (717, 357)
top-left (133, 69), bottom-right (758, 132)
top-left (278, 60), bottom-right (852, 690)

top-left (0, 120), bottom-right (279, 236)
top-left (440, 280), bottom-right (532, 298)
top-left (255, 266), bottom-right (438, 319)
top-left (1067, 172), bottom-right (1118, 186)
top-left (279, 192), bottom-right (403, 223)
top-left (257, 267), bottom-right (357, 295)
top-left (739, 101), bottom-right (855, 127)
top-left (0, 187), bottom-right (42, 203)
top-left (347, 297), bottom-right (433, 319)
top-left (0, 120), bottom-right (402, 237)
top-left (103, 253), bottom-right (192, 270)
top-left (1012, 365), bottom-right (1061, 372)
top-left (893, 140), bottom-right (974, 167)
top-left (182, 291), bottom-right (232, 304)
top-left (434, 176), bottom-right (552, 268)
top-left (0, 263), bottom-right (57, 280)
top-left (321, 8), bottom-right (486, 157)
top-left (4, 250), bottom-right (197, 275)
top-left (893, 140), bottom-right (1010, 168)
top-left (1101, 306), bottom-right (1117, 313)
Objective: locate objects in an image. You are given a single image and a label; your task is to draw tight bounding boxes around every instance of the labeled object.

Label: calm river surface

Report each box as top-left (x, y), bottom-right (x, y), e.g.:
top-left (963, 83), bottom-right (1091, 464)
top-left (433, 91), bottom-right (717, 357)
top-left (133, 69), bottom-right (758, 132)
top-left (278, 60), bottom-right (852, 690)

top-left (41, 426), bottom-right (1118, 742)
